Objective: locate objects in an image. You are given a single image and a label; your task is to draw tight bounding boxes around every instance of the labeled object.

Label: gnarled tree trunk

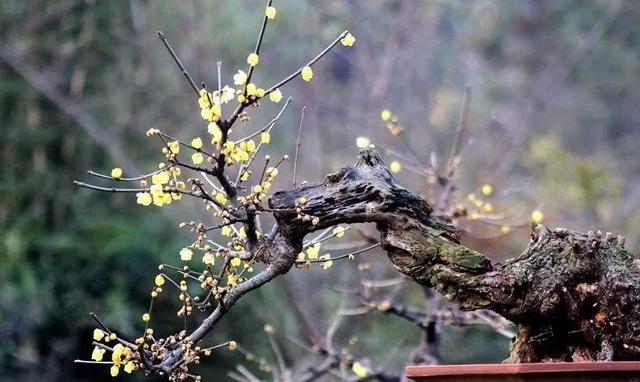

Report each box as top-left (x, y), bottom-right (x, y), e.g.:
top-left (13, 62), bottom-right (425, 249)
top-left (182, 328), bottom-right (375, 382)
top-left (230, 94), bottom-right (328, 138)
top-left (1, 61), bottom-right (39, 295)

top-left (270, 148), bottom-right (640, 363)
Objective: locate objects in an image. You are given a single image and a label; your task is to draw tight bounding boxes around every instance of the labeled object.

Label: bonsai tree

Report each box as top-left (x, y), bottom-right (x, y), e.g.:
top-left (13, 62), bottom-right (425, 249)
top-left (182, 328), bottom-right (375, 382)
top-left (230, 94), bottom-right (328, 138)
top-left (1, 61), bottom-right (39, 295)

top-left (73, 2), bottom-right (640, 380)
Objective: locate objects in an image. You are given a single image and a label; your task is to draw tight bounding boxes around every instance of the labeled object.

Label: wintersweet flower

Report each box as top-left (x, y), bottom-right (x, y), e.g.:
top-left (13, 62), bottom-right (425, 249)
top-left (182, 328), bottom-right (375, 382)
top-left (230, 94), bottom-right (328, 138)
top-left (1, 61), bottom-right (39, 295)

top-left (265, 6), bottom-right (276, 19)
top-left (93, 328), bottom-right (105, 341)
top-left (191, 137), bottom-right (203, 149)
top-left (301, 66), bottom-right (313, 81)
top-left (306, 243), bottom-right (320, 259)
top-left (111, 168), bottom-right (123, 179)
top-left (389, 161), bottom-right (402, 173)
top-left (91, 346), bottom-right (106, 362)
top-left (269, 89), bottom-right (282, 103)
top-left (247, 53), bottom-right (259, 67)
top-left (341, 32), bottom-right (356, 47)
top-left (136, 192), bottom-right (152, 206)
top-left (191, 152), bottom-right (204, 165)
top-left (233, 70), bottom-right (247, 85)
top-left (154, 274), bottom-right (165, 286)
top-left (179, 248), bottom-right (193, 261)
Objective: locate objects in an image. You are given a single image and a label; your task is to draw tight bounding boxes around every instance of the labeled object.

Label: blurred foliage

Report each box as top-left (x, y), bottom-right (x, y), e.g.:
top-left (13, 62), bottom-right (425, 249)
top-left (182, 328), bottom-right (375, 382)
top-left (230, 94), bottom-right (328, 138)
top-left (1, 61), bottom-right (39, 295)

top-left (1, 0), bottom-right (639, 381)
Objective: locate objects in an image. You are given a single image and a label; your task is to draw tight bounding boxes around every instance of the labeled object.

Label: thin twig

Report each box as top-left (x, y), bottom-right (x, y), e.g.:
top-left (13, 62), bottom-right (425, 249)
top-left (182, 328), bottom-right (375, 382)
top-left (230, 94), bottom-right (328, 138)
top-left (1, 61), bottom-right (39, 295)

top-left (157, 30), bottom-right (200, 97)
top-left (293, 106), bottom-right (306, 188)
top-left (445, 86), bottom-right (471, 178)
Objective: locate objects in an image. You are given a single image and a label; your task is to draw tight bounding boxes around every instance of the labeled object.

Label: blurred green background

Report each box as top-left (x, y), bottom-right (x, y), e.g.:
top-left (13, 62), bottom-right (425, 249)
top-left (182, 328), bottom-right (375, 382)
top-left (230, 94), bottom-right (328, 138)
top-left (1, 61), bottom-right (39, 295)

top-left (1, 0), bottom-right (639, 380)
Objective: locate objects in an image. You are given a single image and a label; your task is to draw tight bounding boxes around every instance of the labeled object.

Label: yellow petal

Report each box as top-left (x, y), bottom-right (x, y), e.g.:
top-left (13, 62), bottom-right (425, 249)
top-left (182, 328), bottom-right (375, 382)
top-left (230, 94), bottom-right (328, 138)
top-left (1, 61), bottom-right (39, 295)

top-left (191, 137), bottom-right (203, 149)
top-left (111, 168), bottom-right (123, 179)
top-left (265, 6), bottom-right (276, 19)
top-left (389, 161), bottom-right (401, 173)
top-left (93, 328), bottom-right (105, 341)
top-left (247, 53), bottom-right (259, 67)
top-left (301, 66), bottom-right (313, 82)
top-left (531, 210), bottom-right (544, 223)
top-left (269, 89), bottom-right (282, 103)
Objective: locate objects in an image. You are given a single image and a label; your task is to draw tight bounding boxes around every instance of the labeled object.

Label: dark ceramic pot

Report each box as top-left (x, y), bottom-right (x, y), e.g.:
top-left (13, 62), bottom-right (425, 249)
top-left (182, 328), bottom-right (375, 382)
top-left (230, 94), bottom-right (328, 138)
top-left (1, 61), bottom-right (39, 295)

top-left (406, 362), bottom-right (640, 382)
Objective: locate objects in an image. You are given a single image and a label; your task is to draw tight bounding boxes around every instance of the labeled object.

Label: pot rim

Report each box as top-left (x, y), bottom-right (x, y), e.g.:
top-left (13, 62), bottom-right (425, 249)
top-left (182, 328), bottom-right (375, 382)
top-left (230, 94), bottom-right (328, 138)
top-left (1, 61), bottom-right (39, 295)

top-left (406, 361), bottom-right (640, 378)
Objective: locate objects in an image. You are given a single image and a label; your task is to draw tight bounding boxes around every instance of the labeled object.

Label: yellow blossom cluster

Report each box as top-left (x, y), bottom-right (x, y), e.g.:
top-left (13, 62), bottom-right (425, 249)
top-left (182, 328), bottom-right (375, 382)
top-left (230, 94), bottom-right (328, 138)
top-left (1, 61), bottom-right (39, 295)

top-left (90, 329), bottom-right (137, 377)
top-left (136, 167), bottom-right (184, 207)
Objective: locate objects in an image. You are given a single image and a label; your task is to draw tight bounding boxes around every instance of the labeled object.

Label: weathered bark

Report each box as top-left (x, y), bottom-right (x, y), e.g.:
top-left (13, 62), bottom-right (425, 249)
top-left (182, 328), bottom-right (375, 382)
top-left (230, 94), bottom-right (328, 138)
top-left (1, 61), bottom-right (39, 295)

top-left (270, 148), bottom-right (640, 363)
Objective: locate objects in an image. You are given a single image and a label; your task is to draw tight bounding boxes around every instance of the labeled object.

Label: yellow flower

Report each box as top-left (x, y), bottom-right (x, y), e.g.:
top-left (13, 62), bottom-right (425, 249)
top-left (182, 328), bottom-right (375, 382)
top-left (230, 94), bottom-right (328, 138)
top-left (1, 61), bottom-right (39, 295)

top-left (208, 123), bottom-right (223, 144)
top-left (110, 365), bottom-right (120, 377)
top-left (124, 361), bottom-right (135, 374)
top-left (223, 141), bottom-right (235, 153)
top-left (233, 70), bottom-right (247, 85)
top-left (256, 88), bottom-right (265, 98)
top-left (301, 66), bottom-right (313, 82)
top-left (306, 243), bottom-right (321, 260)
top-left (389, 161), bottom-right (402, 173)
top-left (261, 132), bottom-right (271, 144)
top-left (265, 6), bottom-right (277, 19)
top-left (213, 86), bottom-right (235, 104)
top-left (230, 257), bottom-right (242, 267)
top-left (247, 53), bottom-right (259, 67)
top-left (150, 184), bottom-right (163, 196)
top-left (93, 328), bottom-right (105, 341)
top-left (240, 171), bottom-right (250, 181)
top-left (221, 226), bottom-right (232, 237)
top-left (253, 184), bottom-right (263, 193)
top-left (191, 137), bottom-right (203, 149)
top-left (91, 346), bottom-right (106, 361)
top-left (191, 152), bottom-right (204, 165)
top-left (142, 313), bottom-right (150, 322)
top-left (154, 274), bottom-right (165, 286)
top-left (237, 94), bottom-right (246, 103)
top-left (266, 167), bottom-right (278, 179)
top-left (320, 254), bottom-right (333, 269)
top-left (202, 252), bottom-right (215, 265)
top-left (112, 344), bottom-right (124, 364)
top-left (111, 167), bottom-right (123, 179)
top-left (341, 32), bottom-right (356, 47)
top-left (333, 226), bottom-right (346, 238)
top-left (180, 248), bottom-right (193, 261)
top-left (198, 92), bottom-right (211, 109)
top-left (261, 181), bottom-right (271, 193)
top-left (246, 83), bottom-right (257, 96)
top-left (531, 210), bottom-right (544, 224)
top-left (269, 89), bottom-right (282, 103)
top-left (500, 225), bottom-right (511, 234)
top-left (352, 362), bottom-right (368, 378)
top-left (356, 136), bottom-right (370, 148)
top-left (481, 184), bottom-right (493, 196)
top-left (168, 141), bottom-right (180, 155)
top-left (151, 171), bottom-right (170, 185)
top-left (227, 274), bottom-right (238, 286)
top-left (380, 109), bottom-right (392, 121)
top-left (246, 140), bottom-right (256, 152)
top-left (215, 192), bottom-right (228, 205)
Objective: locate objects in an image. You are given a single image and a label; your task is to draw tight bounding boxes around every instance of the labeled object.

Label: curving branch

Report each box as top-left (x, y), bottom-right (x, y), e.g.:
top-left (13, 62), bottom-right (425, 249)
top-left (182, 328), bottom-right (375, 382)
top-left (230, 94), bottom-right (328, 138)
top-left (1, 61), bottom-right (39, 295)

top-left (270, 148), bottom-right (640, 363)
